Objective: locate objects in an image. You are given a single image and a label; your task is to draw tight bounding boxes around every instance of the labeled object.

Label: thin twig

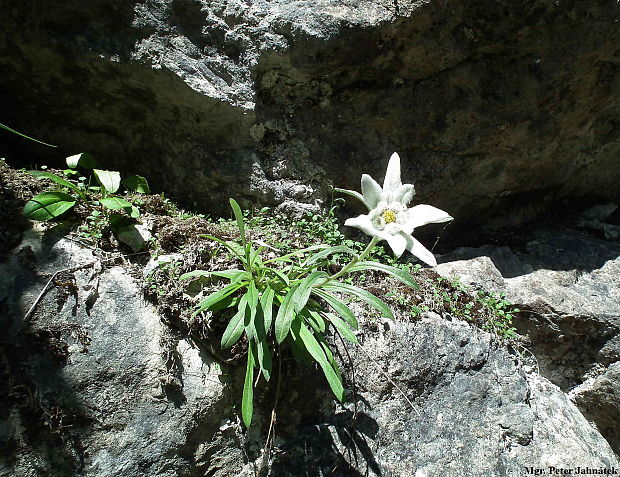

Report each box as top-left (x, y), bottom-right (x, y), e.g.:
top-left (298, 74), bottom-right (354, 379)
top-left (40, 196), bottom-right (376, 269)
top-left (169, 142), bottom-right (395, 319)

top-left (23, 251), bottom-right (148, 322)
top-left (430, 221), bottom-right (451, 254)
top-left (356, 343), bottom-right (420, 417)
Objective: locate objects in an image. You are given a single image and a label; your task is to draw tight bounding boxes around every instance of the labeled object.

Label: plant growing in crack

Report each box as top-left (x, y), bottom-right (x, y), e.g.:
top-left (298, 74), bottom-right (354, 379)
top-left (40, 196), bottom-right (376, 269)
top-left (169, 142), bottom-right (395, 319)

top-left (183, 152), bottom-right (453, 427)
top-left (23, 152), bottom-right (149, 222)
top-left (22, 151), bottom-right (153, 250)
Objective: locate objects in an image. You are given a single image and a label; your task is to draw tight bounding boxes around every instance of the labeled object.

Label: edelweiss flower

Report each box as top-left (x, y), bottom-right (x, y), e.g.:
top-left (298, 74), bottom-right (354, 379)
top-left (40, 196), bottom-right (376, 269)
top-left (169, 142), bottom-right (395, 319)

top-left (341, 152), bottom-right (453, 267)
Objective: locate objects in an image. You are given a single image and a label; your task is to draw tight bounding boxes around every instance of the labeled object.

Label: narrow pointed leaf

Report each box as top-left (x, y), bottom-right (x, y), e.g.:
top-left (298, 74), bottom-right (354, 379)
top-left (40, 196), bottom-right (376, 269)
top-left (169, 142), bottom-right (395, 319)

top-left (348, 261), bottom-right (419, 290)
top-left (221, 296), bottom-right (248, 348)
top-left (292, 271), bottom-right (328, 313)
top-left (0, 122), bottom-right (57, 147)
top-left (200, 234), bottom-right (245, 262)
top-left (304, 309), bottom-right (326, 334)
top-left (303, 245), bottom-right (357, 267)
top-left (263, 244), bottom-right (329, 264)
top-left (313, 289), bottom-right (358, 329)
top-left (318, 334), bottom-right (342, 381)
top-left (270, 269), bottom-right (290, 286)
top-left (242, 346), bottom-right (255, 427)
top-left (194, 281), bottom-right (245, 315)
top-left (260, 287), bottom-right (275, 334)
top-left (229, 198), bottom-right (246, 248)
top-left (298, 323), bottom-right (344, 402)
top-left (334, 187), bottom-right (367, 208)
top-left (274, 284), bottom-right (300, 344)
top-left (325, 312), bottom-right (358, 344)
top-left (23, 192), bottom-right (76, 221)
top-left (323, 281), bottom-right (393, 318)
top-left (209, 294), bottom-right (241, 312)
top-left (180, 269), bottom-right (246, 281)
top-left (244, 283), bottom-right (259, 342)
top-left (28, 170), bottom-right (85, 198)
top-left (249, 245), bottom-right (265, 268)
top-left (256, 338), bottom-right (272, 381)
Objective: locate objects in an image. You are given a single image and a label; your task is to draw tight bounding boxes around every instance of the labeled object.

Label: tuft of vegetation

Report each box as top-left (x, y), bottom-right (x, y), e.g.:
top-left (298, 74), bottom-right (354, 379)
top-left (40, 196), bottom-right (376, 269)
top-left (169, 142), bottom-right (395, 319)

top-left (180, 199), bottom-right (418, 427)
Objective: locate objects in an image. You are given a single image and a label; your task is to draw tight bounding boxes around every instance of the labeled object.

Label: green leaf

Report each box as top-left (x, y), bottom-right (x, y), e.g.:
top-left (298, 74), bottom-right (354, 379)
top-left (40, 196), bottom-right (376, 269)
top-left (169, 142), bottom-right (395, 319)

top-left (274, 283), bottom-right (300, 344)
top-left (0, 122), bottom-right (57, 147)
top-left (348, 261), bottom-right (419, 290)
top-left (270, 268), bottom-right (290, 286)
top-left (318, 334), bottom-right (342, 381)
top-left (28, 170), bottom-right (85, 199)
top-left (209, 294), bottom-right (241, 312)
top-left (263, 244), bottom-right (329, 265)
top-left (334, 187), bottom-right (365, 206)
top-left (292, 271), bottom-right (328, 313)
top-left (242, 345), bottom-right (255, 427)
top-left (229, 198), bottom-right (246, 248)
top-left (200, 234), bottom-right (245, 263)
top-left (221, 296), bottom-right (248, 348)
top-left (129, 205), bottom-right (140, 219)
top-left (93, 169), bottom-right (121, 194)
top-left (256, 337), bottom-right (272, 381)
top-left (312, 289), bottom-right (358, 329)
top-left (123, 175), bottom-right (151, 194)
top-left (100, 196), bottom-right (132, 210)
top-left (249, 245), bottom-right (265, 268)
top-left (325, 312), bottom-right (358, 344)
top-left (23, 192), bottom-right (76, 221)
top-left (304, 309), bottom-right (326, 334)
top-left (260, 287), bottom-right (275, 335)
top-left (303, 245), bottom-right (357, 267)
top-left (226, 240), bottom-right (246, 262)
top-left (244, 283), bottom-right (259, 342)
top-left (323, 282), bottom-right (393, 318)
top-left (194, 281), bottom-right (245, 315)
top-left (66, 152), bottom-right (96, 169)
top-left (298, 323), bottom-right (344, 402)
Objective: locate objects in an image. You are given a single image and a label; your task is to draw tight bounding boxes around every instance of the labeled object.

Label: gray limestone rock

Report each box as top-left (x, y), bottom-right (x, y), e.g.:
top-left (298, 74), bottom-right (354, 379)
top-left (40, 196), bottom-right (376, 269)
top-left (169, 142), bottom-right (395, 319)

top-left (436, 226), bottom-right (620, 455)
top-left (267, 316), bottom-right (619, 476)
top-left (0, 227), bottom-right (237, 477)
top-left (2, 226), bottom-right (618, 476)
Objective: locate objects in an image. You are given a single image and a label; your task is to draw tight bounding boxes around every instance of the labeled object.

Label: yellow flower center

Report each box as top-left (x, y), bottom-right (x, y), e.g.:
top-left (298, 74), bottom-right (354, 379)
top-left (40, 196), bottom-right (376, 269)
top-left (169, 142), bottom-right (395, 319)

top-left (381, 209), bottom-right (397, 224)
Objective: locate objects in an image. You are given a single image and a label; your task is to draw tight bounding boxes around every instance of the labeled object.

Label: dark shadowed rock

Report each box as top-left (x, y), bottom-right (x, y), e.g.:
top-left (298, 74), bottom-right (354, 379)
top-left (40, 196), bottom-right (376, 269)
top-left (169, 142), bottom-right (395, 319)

top-left (2, 1), bottom-right (620, 235)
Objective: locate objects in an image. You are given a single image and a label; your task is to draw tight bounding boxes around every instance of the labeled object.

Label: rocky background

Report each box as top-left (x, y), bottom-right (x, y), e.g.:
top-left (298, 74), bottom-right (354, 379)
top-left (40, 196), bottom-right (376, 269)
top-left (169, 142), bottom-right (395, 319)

top-left (1, 0), bottom-right (620, 476)
top-left (2, 0), bottom-right (620, 238)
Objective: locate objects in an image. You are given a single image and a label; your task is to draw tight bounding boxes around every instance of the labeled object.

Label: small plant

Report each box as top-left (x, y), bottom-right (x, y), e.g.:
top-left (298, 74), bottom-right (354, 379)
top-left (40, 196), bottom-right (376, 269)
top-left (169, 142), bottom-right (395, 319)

top-left (477, 291), bottom-right (519, 339)
top-left (182, 199), bottom-right (418, 427)
top-left (23, 153), bottom-right (149, 222)
top-left (183, 153), bottom-right (452, 427)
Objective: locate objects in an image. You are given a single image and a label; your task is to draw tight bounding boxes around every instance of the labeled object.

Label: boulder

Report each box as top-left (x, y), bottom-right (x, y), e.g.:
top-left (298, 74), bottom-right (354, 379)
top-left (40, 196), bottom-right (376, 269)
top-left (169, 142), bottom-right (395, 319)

top-left (266, 315), bottom-right (619, 476)
top-left (2, 1), bottom-right (620, 235)
top-left (436, 226), bottom-right (620, 455)
top-left (1, 226), bottom-right (618, 475)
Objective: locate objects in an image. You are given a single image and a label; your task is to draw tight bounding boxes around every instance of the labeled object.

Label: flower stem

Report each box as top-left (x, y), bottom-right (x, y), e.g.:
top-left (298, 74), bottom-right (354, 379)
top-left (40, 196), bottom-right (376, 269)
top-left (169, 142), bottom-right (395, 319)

top-left (316, 236), bottom-right (380, 287)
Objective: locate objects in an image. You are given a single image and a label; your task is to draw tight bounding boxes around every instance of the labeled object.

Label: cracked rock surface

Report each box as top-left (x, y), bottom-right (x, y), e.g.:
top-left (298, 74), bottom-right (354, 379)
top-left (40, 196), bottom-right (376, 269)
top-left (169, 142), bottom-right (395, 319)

top-left (437, 226), bottom-right (620, 456)
top-left (2, 1), bottom-right (620, 235)
top-left (1, 226), bottom-right (618, 476)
